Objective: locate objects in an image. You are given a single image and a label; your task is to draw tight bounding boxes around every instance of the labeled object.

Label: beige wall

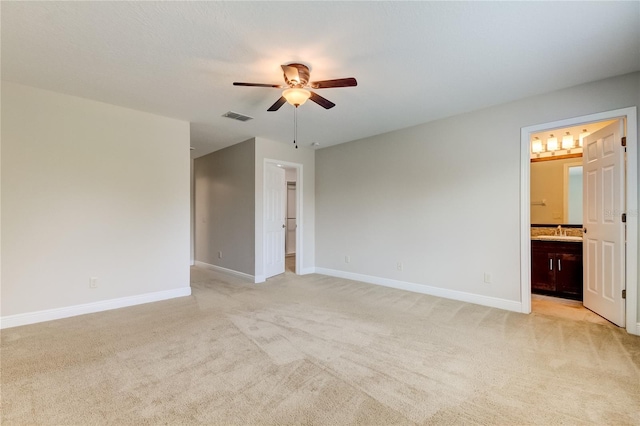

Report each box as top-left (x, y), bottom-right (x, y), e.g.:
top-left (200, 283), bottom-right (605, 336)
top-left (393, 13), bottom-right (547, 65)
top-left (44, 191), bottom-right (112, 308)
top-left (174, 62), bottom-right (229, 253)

top-left (316, 72), bottom-right (639, 314)
top-left (193, 136), bottom-right (315, 280)
top-left (530, 157), bottom-right (582, 224)
top-left (194, 139), bottom-right (256, 275)
top-left (1, 82), bottom-right (191, 319)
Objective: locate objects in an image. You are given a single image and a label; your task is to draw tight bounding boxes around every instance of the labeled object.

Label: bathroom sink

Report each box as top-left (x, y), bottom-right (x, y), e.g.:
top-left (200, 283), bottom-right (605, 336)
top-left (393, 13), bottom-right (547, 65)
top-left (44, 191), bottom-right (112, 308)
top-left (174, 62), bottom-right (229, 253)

top-left (533, 235), bottom-right (583, 242)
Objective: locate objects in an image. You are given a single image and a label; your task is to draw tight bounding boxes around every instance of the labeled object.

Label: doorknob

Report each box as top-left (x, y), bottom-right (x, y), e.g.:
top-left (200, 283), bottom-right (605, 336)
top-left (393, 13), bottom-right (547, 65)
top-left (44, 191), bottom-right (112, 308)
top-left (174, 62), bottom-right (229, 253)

top-left (583, 227), bottom-right (587, 234)
top-left (282, 224), bottom-right (286, 228)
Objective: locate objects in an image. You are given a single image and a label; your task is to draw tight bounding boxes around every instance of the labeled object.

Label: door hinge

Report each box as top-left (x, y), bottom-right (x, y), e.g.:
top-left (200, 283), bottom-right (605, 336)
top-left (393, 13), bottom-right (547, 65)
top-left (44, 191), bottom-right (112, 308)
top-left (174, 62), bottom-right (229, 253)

top-left (622, 289), bottom-right (626, 299)
top-left (622, 213), bottom-right (626, 223)
top-left (621, 137), bottom-right (626, 147)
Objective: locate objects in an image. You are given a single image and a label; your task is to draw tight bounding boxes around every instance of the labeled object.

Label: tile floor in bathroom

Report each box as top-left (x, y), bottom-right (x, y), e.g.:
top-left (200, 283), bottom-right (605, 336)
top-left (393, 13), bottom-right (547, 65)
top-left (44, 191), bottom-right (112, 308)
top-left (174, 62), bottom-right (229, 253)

top-left (531, 294), bottom-right (614, 327)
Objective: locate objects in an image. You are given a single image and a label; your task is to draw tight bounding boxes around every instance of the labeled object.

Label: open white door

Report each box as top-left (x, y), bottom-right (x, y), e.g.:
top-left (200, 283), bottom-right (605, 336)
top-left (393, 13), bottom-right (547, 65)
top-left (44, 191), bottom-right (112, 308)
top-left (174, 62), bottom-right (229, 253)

top-left (583, 119), bottom-right (625, 326)
top-left (264, 163), bottom-right (286, 278)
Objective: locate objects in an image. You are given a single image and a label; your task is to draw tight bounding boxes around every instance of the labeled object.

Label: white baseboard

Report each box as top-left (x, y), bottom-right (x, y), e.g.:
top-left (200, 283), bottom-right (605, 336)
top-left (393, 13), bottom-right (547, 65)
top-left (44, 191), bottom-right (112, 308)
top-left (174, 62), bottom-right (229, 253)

top-left (635, 322), bottom-right (640, 336)
top-left (315, 267), bottom-right (522, 313)
top-left (194, 261), bottom-right (255, 281)
top-left (299, 267), bottom-right (316, 275)
top-left (0, 287), bottom-right (192, 330)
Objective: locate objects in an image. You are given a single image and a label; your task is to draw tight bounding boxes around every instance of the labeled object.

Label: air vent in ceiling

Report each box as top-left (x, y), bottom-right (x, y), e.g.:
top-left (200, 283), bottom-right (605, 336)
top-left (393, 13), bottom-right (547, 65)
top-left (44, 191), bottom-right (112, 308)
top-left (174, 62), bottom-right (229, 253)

top-left (222, 111), bottom-right (254, 122)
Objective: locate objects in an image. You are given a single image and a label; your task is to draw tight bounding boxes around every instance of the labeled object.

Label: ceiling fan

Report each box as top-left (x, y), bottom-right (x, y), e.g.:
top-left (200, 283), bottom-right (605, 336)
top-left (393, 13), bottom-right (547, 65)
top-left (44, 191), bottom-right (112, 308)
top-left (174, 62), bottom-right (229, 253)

top-left (233, 63), bottom-right (357, 111)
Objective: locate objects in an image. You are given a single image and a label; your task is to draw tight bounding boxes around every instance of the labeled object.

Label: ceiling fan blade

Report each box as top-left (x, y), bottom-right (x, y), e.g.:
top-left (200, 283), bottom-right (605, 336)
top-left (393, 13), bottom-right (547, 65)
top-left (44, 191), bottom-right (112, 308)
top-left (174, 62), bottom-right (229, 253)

top-left (309, 91), bottom-right (336, 109)
top-left (281, 64), bottom-right (301, 84)
top-left (310, 78), bottom-right (358, 89)
top-left (233, 82), bottom-right (282, 88)
top-left (267, 96), bottom-right (287, 112)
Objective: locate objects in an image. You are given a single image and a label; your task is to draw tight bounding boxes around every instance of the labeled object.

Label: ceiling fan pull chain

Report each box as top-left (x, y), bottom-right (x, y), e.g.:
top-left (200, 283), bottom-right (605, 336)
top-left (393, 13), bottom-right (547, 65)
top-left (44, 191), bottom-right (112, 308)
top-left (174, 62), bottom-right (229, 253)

top-left (293, 106), bottom-right (298, 149)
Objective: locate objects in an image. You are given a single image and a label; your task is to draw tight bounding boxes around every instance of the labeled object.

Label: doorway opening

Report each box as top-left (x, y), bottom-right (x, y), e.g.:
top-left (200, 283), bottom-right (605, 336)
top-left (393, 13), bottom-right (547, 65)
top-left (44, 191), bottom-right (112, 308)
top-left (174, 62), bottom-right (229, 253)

top-left (529, 120), bottom-right (612, 307)
top-left (263, 160), bottom-right (303, 280)
top-left (520, 107), bottom-right (638, 335)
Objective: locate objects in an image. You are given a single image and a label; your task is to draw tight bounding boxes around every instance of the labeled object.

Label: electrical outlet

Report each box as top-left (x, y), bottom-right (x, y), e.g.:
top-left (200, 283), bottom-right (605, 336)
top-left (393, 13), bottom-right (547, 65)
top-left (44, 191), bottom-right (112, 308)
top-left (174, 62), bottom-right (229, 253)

top-left (90, 277), bottom-right (98, 288)
top-left (397, 262), bottom-right (403, 271)
top-left (218, 251), bottom-right (223, 259)
top-left (483, 273), bottom-right (491, 284)
top-left (345, 256), bottom-right (350, 264)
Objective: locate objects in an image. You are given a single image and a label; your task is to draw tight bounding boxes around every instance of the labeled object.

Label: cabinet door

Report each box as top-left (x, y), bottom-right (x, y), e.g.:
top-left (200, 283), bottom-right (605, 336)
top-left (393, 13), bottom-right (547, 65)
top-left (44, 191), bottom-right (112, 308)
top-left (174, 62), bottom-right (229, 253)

top-left (532, 249), bottom-right (555, 292)
top-left (555, 252), bottom-right (583, 298)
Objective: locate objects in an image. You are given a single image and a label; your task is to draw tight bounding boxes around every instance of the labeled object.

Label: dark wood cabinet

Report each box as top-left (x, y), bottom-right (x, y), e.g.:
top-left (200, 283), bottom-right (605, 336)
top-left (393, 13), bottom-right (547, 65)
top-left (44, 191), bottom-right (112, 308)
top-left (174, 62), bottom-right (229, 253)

top-left (531, 240), bottom-right (583, 300)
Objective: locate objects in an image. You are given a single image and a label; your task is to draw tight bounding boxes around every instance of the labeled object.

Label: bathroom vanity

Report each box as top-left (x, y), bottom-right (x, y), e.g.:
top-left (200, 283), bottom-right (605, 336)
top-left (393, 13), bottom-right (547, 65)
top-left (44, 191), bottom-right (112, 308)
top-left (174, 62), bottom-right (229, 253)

top-left (531, 238), bottom-right (583, 300)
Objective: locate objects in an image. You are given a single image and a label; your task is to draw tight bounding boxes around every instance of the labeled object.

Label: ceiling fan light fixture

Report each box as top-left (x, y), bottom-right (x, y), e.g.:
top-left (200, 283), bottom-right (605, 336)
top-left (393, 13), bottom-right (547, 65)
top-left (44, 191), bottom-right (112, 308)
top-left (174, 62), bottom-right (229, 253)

top-left (283, 88), bottom-right (311, 107)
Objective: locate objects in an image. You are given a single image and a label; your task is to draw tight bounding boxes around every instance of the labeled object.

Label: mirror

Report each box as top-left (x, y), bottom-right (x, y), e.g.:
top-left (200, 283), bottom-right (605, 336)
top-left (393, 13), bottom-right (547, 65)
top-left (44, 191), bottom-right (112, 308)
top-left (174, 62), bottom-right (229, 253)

top-left (530, 157), bottom-right (582, 225)
top-left (566, 164), bottom-right (583, 224)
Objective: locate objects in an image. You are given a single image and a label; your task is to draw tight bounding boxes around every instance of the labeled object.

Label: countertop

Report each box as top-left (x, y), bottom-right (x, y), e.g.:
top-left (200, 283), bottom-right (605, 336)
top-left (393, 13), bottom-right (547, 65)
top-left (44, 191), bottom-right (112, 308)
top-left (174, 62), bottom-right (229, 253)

top-left (531, 235), bottom-right (583, 243)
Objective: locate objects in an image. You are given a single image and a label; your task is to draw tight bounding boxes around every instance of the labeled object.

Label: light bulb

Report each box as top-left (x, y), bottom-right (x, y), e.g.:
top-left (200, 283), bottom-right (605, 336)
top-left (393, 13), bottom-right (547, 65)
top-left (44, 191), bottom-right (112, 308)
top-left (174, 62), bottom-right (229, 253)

top-left (531, 138), bottom-right (543, 153)
top-left (562, 132), bottom-right (574, 149)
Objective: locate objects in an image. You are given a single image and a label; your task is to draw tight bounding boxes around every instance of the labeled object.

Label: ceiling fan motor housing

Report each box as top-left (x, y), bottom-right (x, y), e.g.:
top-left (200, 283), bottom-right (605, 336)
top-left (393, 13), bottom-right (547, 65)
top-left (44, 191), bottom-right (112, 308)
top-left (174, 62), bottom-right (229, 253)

top-left (284, 63), bottom-right (310, 87)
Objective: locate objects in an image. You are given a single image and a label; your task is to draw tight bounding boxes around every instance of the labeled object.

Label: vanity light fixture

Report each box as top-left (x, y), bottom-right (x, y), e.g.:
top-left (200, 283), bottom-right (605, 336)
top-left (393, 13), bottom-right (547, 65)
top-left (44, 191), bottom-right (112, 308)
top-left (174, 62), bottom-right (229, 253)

top-left (562, 132), bottom-right (574, 150)
top-left (546, 134), bottom-right (558, 152)
top-left (579, 129), bottom-right (590, 147)
top-left (531, 137), bottom-right (543, 154)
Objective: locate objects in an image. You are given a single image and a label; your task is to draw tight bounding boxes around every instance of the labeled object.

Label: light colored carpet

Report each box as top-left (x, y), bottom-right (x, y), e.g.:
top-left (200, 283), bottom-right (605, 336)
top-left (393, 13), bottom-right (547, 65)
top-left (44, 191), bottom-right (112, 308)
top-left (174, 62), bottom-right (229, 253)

top-left (2, 267), bottom-right (639, 425)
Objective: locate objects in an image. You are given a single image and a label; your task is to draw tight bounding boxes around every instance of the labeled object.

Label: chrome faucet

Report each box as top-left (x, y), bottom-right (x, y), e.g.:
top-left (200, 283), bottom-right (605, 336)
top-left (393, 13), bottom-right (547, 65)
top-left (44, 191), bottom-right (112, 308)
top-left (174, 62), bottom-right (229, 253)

top-left (555, 225), bottom-right (566, 236)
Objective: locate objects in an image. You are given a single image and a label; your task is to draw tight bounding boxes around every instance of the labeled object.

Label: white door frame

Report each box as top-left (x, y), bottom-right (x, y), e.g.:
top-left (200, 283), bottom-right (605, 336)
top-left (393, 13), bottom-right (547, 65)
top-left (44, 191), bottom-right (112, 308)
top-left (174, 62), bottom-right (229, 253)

top-left (520, 107), bottom-right (638, 335)
top-left (263, 158), bottom-right (304, 278)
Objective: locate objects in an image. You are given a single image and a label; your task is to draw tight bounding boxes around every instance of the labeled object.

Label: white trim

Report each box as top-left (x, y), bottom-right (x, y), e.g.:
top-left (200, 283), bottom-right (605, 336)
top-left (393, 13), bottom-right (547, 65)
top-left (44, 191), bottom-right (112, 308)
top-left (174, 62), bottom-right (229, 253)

top-left (636, 322), bottom-right (640, 336)
top-left (263, 159), bottom-right (304, 278)
top-left (315, 268), bottom-right (522, 313)
top-left (0, 287), bottom-right (192, 329)
top-left (190, 158), bottom-right (195, 266)
top-left (626, 109), bottom-right (639, 336)
top-left (299, 267), bottom-right (316, 275)
top-left (194, 260), bottom-right (255, 281)
top-left (520, 107), bottom-right (638, 335)
top-left (254, 275), bottom-right (266, 283)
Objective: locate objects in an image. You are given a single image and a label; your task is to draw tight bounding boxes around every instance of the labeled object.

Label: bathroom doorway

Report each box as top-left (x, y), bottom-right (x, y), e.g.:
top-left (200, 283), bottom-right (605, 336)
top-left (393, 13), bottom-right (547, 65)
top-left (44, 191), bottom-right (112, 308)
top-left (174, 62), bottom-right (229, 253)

top-left (521, 107), bottom-right (638, 334)
top-left (529, 120), bottom-right (613, 304)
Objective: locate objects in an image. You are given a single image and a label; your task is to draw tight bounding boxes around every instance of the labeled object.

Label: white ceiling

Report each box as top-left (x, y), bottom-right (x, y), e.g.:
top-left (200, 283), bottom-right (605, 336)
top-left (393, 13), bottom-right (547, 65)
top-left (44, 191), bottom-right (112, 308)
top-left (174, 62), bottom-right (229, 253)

top-left (2, 2), bottom-right (639, 158)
